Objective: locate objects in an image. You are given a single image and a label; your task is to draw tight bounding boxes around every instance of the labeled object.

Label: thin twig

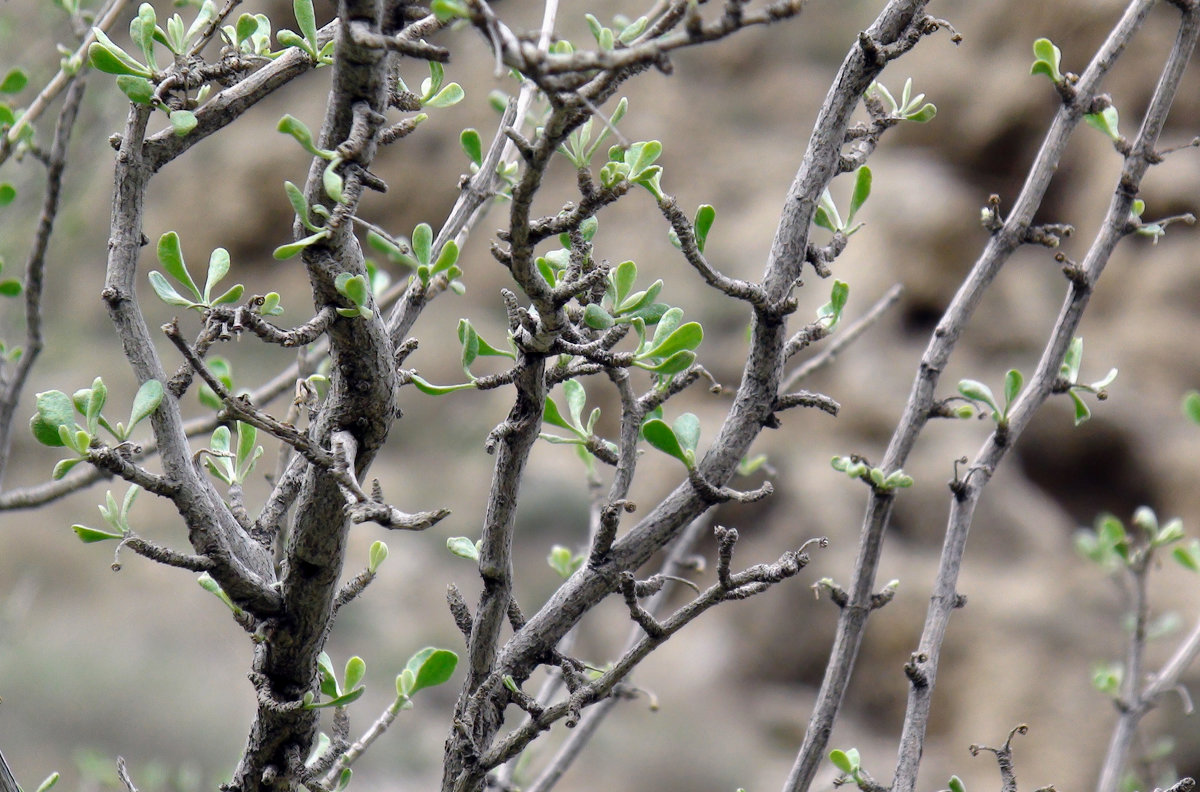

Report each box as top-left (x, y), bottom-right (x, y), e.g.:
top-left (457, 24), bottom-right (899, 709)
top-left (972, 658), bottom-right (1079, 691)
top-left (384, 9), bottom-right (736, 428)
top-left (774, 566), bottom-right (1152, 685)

top-left (889, 7), bottom-right (1198, 792)
top-left (781, 284), bottom-right (903, 390)
top-left (0, 0), bottom-right (127, 159)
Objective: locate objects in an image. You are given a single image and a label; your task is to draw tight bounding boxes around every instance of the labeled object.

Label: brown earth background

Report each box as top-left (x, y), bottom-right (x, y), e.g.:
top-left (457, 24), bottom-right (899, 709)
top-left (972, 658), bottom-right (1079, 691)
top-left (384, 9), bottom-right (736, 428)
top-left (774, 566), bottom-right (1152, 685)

top-left (3, 1), bottom-right (1200, 791)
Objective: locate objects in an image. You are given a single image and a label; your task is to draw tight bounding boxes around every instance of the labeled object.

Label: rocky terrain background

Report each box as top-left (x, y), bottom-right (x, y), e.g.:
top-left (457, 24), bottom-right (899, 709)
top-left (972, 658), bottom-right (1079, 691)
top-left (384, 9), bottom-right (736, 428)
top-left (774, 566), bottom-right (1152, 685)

top-left (2, 1), bottom-right (1200, 791)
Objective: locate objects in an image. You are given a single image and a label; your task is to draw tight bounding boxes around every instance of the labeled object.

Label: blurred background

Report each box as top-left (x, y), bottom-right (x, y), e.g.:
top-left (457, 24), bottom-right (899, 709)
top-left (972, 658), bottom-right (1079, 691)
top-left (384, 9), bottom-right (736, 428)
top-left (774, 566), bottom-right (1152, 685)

top-left (3, 0), bottom-right (1200, 791)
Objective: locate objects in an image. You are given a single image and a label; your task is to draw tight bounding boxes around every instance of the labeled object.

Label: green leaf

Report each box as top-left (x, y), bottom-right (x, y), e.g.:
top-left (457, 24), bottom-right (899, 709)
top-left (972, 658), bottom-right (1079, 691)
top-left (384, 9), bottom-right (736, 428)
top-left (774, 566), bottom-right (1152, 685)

top-left (818, 188), bottom-right (842, 232)
top-left (52, 456), bottom-right (84, 479)
top-left (432, 240), bottom-right (459, 275)
top-left (116, 75), bottom-right (155, 105)
top-left (31, 390), bottom-right (75, 447)
top-left (275, 28), bottom-right (310, 54)
top-left (673, 413), bottom-right (700, 456)
top-left (1029, 61), bottom-right (1054, 80)
top-left (273, 229), bottom-right (330, 260)
top-left (616, 279), bottom-right (663, 316)
top-left (813, 205), bottom-right (836, 233)
top-left (1097, 514), bottom-right (1128, 559)
top-left (870, 81), bottom-right (897, 113)
top-left (366, 230), bottom-right (411, 265)
top-left (412, 223), bottom-right (433, 266)
top-left (425, 82), bottom-right (465, 108)
top-left (203, 248), bottom-right (231, 302)
top-left (317, 652), bottom-right (339, 696)
top-left (148, 271), bottom-right (197, 308)
top-left (458, 318), bottom-right (479, 375)
top-left (235, 13), bottom-right (260, 44)
top-left (234, 421), bottom-right (259, 478)
top-left (817, 280), bottom-right (850, 328)
top-left (1031, 37), bottom-right (1063, 83)
top-left (737, 454), bottom-right (768, 476)
top-left (1183, 391), bottom-right (1200, 426)
top-left (1084, 106), bottom-right (1120, 141)
top-left (168, 110), bottom-right (197, 137)
top-left (127, 379), bottom-right (163, 436)
top-left (277, 114), bottom-right (331, 159)
top-left (35, 773), bottom-right (60, 792)
top-left (89, 31), bottom-right (151, 78)
top-left (1155, 519), bottom-right (1184, 547)
top-left (405, 647), bottom-right (458, 695)
top-left (584, 303), bottom-right (615, 329)
top-left (883, 470), bottom-right (914, 489)
top-left (283, 181), bottom-right (320, 232)
top-left (423, 61), bottom-right (445, 96)
top-left (649, 307), bottom-right (683, 350)
top-left (157, 232), bottom-right (201, 301)
top-left (830, 749), bottom-right (858, 774)
top-left (117, 482), bottom-right (138, 525)
top-left (632, 166), bottom-right (664, 200)
top-left (184, 0), bottom-right (216, 45)
top-left (1173, 539), bottom-right (1200, 572)
top-left (626, 301), bottom-right (669, 325)
top-left (1092, 662), bottom-right (1122, 695)
top-left (847, 166), bottom-right (872, 225)
top-left (1003, 369), bottom-right (1023, 408)
top-left (693, 204), bottom-right (716, 253)
top-left (906, 103), bottom-right (937, 122)
top-left (642, 418), bottom-right (690, 467)
top-left (85, 377), bottom-right (107, 436)
top-left (611, 260), bottom-right (637, 305)
top-left (209, 283), bottom-right (244, 307)
top-left (323, 159), bottom-right (345, 203)
top-left (335, 273), bottom-right (370, 307)
top-left (368, 540), bottom-right (388, 573)
top-left (88, 45), bottom-right (148, 78)
top-left (624, 140), bottom-right (662, 177)
top-left (343, 656), bottom-right (366, 691)
top-left (257, 292), bottom-right (284, 316)
top-left (0, 68), bottom-right (28, 94)
top-left (542, 395), bottom-right (576, 433)
top-left (0, 279), bottom-right (19, 297)
top-left (197, 571), bottom-right (242, 614)
top-left (563, 379), bottom-right (586, 428)
top-left (618, 16), bottom-right (647, 44)
top-left (293, 0), bottom-right (318, 45)
top-left (1061, 337), bottom-right (1083, 381)
top-left (60, 425), bottom-right (91, 454)
top-left (460, 128), bottom-right (482, 165)
top-left (446, 536), bottom-right (479, 560)
top-left (1089, 368), bottom-right (1118, 391)
top-left (957, 379), bottom-right (999, 415)
top-left (0, 184), bottom-right (15, 207)
top-left (636, 350), bottom-right (695, 375)
top-left (307, 686), bottom-right (366, 709)
top-left (1069, 389), bottom-right (1091, 426)
top-left (409, 374), bottom-right (475, 395)
top-left (73, 524), bottom-right (124, 543)
top-left (640, 321), bottom-right (702, 361)
top-left (948, 775), bottom-right (966, 792)
top-left (431, 0), bottom-right (469, 22)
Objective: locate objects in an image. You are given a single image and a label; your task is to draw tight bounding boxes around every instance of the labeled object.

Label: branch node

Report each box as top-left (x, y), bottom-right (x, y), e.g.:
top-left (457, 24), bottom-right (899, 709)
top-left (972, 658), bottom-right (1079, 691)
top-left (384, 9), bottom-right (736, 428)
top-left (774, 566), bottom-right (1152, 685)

top-left (447, 584), bottom-right (473, 641)
top-left (812, 577), bottom-right (849, 608)
top-left (904, 652), bottom-right (930, 687)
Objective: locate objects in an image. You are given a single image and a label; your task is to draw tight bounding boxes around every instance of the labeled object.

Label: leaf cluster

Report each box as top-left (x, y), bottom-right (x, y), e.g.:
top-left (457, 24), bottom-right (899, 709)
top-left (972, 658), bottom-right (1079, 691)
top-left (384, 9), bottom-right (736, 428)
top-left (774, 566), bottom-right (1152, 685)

top-left (29, 378), bottom-right (163, 478)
